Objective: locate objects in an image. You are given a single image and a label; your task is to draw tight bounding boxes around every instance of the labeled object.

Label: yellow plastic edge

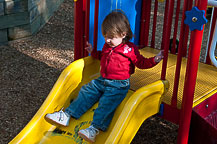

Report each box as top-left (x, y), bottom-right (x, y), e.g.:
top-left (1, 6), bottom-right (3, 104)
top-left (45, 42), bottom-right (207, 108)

top-left (193, 86), bottom-right (217, 107)
top-left (105, 80), bottom-right (169, 144)
top-left (9, 57), bottom-right (95, 144)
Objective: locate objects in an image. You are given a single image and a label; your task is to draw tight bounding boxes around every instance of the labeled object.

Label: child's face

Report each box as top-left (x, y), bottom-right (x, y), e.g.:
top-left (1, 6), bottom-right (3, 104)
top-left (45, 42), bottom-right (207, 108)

top-left (104, 34), bottom-right (126, 47)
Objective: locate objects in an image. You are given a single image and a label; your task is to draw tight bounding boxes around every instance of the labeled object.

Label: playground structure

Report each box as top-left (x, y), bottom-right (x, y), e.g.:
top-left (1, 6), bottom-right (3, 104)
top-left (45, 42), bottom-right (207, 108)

top-left (207, 1), bottom-right (217, 67)
top-left (10, 0), bottom-right (217, 144)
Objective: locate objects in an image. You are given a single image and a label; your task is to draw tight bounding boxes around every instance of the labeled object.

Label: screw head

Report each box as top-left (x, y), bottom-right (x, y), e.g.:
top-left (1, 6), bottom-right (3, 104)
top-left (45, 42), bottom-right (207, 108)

top-left (192, 17), bottom-right (198, 22)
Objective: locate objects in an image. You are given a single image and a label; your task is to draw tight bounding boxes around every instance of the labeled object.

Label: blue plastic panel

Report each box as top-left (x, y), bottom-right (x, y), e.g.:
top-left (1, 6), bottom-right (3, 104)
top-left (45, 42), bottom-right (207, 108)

top-left (89, 0), bottom-right (142, 51)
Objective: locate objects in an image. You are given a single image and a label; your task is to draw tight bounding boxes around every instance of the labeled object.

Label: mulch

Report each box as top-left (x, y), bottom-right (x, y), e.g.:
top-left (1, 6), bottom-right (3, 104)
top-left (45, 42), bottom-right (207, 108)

top-left (1, 1), bottom-right (74, 143)
top-left (5, 0), bottom-right (215, 143)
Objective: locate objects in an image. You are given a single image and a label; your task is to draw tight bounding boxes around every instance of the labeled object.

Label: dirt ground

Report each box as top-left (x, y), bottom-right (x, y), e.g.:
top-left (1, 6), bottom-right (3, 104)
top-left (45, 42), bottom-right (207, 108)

top-left (3, 0), bottom-right (214, 143)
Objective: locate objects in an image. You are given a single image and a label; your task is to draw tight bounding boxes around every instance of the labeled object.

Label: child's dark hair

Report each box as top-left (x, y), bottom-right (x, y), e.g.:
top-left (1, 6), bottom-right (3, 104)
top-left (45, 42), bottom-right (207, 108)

top-left (101, 10), bottom-right (133, 42)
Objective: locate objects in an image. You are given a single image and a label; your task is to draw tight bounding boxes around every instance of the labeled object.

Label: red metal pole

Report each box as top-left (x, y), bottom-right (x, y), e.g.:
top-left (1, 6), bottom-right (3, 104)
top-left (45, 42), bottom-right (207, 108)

top-left (140, 0), bottom-right (151, 47)
top-left (181, 2), bottom-right (192, 58)
top-left (84, 0), bottom-right (90, 57)
top-left (74, 0), bottom-right (84, 60)
top-left (144, 0), bottom-right (151, 47)
top-left (139, 0), bottom-right (146, 46)
top-left (171, 0), bottom-right (192, 108)
top-left (151, 0), bottom-right (158, 48)
top-left (177, 1), bottom-right (208, 143)
top-left (161, 0), bottom-right (169, 51)
top-left (206, 8), bottom-right (217, 64)
top-left (182, 2), bottom-right (193, 57)
top-left (171, 0), bottom-right (181, 54)
top-left (161, 0), bottom-right (170, 80)
top-left (161, 0), bottom-right (175, 80)
top-left (182, 26), bottom-right (190, 57)
top-left (93, 0), bottom-right (99, 53)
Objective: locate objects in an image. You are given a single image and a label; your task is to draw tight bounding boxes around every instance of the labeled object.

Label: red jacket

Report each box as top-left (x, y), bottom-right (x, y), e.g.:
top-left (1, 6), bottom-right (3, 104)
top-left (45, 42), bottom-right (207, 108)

top-left (92, 42), bottom-right (157, 80)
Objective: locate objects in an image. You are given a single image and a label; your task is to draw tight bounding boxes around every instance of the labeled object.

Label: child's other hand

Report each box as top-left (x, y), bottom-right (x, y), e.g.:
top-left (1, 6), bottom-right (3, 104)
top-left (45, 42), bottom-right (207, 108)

top-left (154, 50), bottom-right (164, 63)
top-left (85, 42), bottom-right (93, 54)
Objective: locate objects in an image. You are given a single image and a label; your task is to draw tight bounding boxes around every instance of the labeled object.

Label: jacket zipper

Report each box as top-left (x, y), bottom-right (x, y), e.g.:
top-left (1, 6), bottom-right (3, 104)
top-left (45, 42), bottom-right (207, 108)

top-left (105, 49), bottom-right (113, 78)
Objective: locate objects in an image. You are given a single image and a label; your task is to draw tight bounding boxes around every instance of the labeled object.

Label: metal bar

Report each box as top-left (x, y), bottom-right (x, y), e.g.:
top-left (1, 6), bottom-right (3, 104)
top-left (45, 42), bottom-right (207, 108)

top-left (139, 0), bottom-right (146, 46)
top-left (182, 26), bottom-right (190, 57)
top-left (144, 0), bottom-right (151, 46)
top-left (206, 8), bottom-right (217, 64)
top-left (161, 0), bottom-right (169, 51)
top-left (161, 0), bottom-right (175, 80)
top-left (209, 16), bottom-right (217, 67)
top-left (182, 2), bottom-right (192, 57)
top-left (208, 0), bottom-right (217, 7)
top-left (93, 0), bottom-right (99, 53)
top-left (171, 0), bottom-right (181, 54)
top-left (177, 1), bottom-right (208, 143)
top-left (74, 0), bottom-right (84, 60)
top-left (140, 0), bottom-right (152, 47)
top-left (161, 0), bottom-right (170, 79)
top-left (171, 0), bottom-right (192, 108)
top-left (151, 0), bottom-right (158, 48)
top-left (84, 0), bottom-right (90, 57)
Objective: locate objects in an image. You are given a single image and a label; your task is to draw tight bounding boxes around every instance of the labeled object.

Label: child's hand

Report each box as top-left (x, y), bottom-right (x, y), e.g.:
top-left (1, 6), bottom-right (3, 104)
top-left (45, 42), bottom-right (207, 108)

top-left (85, 42), bottom-right (93, 54)
top-left (154, 50), bottom-right (164, 63)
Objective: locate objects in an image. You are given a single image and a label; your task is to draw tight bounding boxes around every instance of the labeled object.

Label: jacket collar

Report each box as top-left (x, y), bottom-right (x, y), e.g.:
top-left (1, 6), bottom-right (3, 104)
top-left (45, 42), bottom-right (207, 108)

top-left (104, 43), bottom-right (125, 51)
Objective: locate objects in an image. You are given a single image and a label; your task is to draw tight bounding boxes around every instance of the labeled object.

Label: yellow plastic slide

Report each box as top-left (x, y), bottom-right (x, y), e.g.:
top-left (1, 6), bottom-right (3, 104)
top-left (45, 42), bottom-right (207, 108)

top-left (10, 56), bottom-right (168, 144)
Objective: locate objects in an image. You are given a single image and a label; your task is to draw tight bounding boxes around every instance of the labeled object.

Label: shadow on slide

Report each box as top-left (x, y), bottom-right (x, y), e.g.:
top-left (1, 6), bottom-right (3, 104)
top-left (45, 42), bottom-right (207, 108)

top-left (10, 56), bottom-right (168, 144)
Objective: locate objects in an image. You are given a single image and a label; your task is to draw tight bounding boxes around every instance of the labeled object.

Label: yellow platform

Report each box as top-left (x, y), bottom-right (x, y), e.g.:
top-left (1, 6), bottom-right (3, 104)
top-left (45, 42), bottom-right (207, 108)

top-left (130, 47), bottom-right (217, 109)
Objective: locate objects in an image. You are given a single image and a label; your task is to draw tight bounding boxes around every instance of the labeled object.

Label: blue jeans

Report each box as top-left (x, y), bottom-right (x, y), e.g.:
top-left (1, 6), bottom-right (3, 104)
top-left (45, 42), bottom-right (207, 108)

top-left (65, 76), bottom-right (130, 131)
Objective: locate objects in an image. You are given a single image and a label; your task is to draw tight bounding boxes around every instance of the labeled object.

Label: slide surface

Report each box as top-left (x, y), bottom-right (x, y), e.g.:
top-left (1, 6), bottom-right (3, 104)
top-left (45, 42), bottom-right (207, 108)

top-left (10, 56), bottom-right (167, 144)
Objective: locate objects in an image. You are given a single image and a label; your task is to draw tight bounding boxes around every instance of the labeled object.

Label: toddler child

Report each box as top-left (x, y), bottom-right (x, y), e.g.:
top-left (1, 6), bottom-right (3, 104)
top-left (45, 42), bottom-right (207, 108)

top-left (45, 10), bottom-right (164, 143)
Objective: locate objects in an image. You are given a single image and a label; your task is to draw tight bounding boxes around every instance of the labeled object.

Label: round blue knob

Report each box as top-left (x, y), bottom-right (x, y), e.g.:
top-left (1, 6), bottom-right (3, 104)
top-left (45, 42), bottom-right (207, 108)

top-left (184, 6), bottom-right (208, 31)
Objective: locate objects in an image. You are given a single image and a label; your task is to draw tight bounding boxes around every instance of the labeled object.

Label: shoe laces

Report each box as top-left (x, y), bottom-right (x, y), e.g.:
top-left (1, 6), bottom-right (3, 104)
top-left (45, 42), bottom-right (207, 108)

top-left (87, 126), bottom-right (99, 137)
top-left (58, 109), bottom-right (65, 121)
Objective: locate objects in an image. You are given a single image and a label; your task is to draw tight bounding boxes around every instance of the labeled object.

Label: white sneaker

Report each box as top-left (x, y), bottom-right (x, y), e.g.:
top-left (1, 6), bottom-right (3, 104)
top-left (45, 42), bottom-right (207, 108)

top-left (45, 109), bottom-right (70, 126)
top-left (78, 125), bottom-right (99, 143)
